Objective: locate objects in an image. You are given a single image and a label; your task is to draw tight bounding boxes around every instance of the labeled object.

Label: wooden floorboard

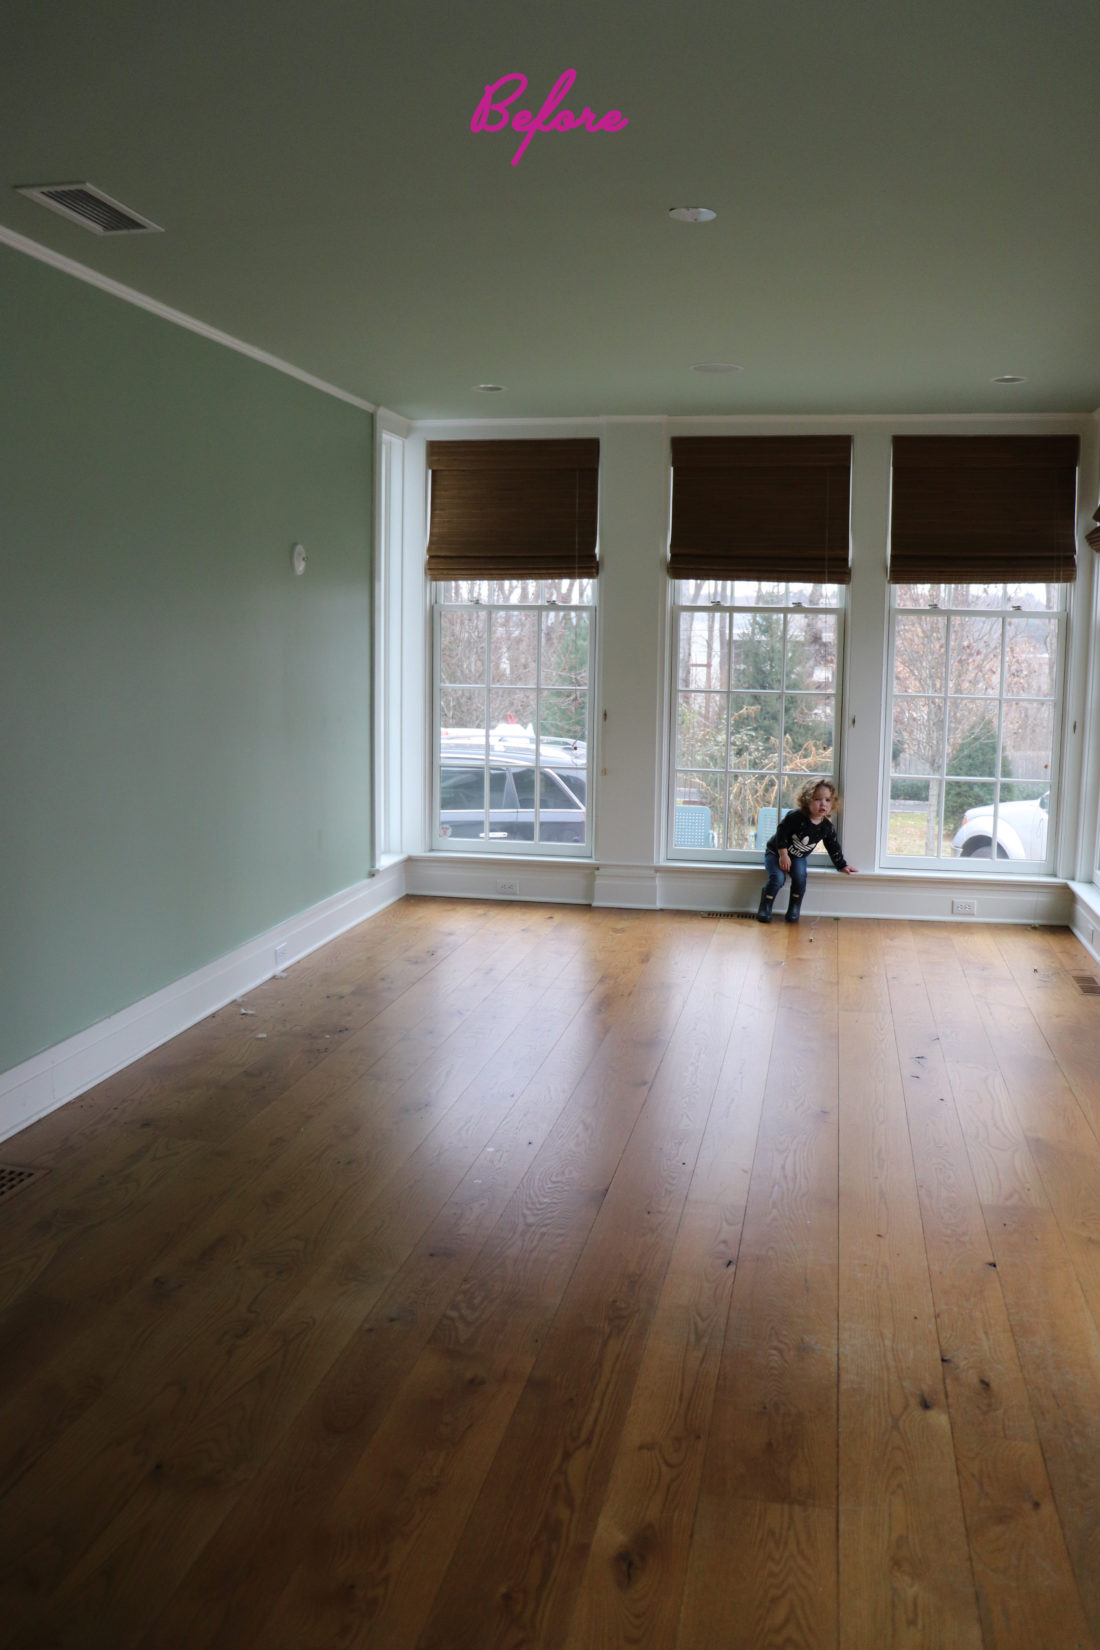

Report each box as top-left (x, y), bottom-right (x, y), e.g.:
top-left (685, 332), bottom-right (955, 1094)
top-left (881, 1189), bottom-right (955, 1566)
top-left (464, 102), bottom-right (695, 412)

top-left (1, 901), bottom-right (1098, 1649)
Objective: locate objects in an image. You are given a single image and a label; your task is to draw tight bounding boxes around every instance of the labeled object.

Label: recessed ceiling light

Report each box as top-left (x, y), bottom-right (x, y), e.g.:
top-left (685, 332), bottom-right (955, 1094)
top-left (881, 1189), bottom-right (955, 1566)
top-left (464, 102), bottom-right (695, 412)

top-left (473, 383), bottom-right (506, 392)
top-left (991, 374), bottom-right (1026, 384)
top-left (691, 362), bottom-right (744, 374)
top-left (668, 206), bottom-right (716, 223)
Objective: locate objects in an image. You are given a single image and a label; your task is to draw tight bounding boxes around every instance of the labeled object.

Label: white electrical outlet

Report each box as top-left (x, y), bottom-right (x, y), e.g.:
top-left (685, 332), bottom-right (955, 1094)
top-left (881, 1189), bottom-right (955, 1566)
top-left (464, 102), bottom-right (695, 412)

top-left (496, 879), bottom-right (519, 896)
top-left (951, 898), bottom-right (977, 916)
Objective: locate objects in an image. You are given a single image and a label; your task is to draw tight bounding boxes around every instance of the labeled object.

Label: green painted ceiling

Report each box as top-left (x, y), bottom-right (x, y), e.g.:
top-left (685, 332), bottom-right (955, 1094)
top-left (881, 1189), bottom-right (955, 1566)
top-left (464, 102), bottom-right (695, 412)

top-left (3, 0), bottom-right (1098, 419)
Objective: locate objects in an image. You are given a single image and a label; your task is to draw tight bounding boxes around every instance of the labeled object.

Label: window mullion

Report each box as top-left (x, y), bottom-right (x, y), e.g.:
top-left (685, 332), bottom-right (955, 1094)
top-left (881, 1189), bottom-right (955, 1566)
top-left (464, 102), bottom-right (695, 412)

top-left (483, 606), bottom-right (492, 835)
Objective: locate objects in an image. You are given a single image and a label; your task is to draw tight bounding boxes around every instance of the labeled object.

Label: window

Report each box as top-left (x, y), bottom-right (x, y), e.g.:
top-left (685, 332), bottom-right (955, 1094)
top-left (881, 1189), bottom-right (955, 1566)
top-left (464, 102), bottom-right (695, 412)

top-left (669, 579), bottom-right (844, 857)
top-left (432, 578), bottom-right (594, 853)
top-left (884, 583), bottom-right (1065, 868)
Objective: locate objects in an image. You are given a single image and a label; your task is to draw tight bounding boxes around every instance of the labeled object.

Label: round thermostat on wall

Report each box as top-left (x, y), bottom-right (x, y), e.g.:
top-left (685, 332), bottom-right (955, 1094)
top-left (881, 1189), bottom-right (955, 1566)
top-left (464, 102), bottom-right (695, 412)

top-left (291, 543), bottom-right (307, 575)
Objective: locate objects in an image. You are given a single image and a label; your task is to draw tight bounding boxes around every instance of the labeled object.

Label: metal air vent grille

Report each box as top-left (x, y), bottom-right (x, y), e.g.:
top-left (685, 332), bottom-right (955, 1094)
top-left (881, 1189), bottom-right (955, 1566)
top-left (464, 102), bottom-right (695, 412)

top-left (15, 182), bottom-right (163, 235)
top-left (0, 1164), bottom-right (45, 1203)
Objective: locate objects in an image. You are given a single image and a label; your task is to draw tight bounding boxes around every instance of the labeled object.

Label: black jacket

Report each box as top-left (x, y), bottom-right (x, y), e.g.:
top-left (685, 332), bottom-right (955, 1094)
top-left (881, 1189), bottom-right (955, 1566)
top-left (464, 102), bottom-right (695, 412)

top-left (766, 809), bottom-right (848, 869)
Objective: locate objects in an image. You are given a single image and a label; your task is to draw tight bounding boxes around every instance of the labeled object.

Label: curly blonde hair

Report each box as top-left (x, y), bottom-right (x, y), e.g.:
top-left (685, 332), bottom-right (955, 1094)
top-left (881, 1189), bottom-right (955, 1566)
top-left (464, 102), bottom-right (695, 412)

top-left (796, 777), bottom-right (838, 814)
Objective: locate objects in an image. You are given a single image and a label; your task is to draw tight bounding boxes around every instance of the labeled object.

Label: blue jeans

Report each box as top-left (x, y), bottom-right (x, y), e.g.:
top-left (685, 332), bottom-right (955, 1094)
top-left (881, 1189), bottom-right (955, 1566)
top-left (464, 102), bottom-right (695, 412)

top-left (762, 848), bottom-right (807, 904)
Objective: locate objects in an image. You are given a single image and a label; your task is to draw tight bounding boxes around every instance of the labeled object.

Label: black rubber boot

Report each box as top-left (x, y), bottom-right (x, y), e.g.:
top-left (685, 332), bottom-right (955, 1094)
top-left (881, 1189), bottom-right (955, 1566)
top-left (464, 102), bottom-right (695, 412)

top-left (785, 895), bottom-right (803, 924)
top-left (756, 890), bottom-right (775, 924)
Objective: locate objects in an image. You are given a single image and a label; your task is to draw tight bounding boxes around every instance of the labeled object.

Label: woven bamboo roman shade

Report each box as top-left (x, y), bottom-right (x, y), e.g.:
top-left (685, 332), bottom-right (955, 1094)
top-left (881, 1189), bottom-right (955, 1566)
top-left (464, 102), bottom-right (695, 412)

top-left (890, 436), bottom-right (1080, 584)
top-left (426, 439), bottom-right (599, 580)
top-left (668, 436), bottom-right (853, 584)
top-left (1086, 503), bottom-right (1100, 552)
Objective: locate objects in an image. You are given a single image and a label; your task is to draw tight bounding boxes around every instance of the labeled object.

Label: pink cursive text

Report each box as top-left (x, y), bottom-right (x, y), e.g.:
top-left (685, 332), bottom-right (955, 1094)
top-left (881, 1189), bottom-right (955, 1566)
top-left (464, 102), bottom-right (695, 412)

top-left (471, 70), bottom-right (629, 165)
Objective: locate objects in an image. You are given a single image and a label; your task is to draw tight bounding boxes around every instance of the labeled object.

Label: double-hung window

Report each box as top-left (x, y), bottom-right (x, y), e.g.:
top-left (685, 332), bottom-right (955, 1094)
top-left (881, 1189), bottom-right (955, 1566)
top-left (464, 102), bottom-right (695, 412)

top-left (670, 580), bottom-right (843, 854)
top-left (426, 438), bottom-right (599, 857)
top-left (885, 435), bottom-right (1079, 872)
top-left (885, 583), bottom-right (1065, 867)
top-left (666, 435), bottom-right (853, 859)
top-left (432, 578), bottom-right (594, 853)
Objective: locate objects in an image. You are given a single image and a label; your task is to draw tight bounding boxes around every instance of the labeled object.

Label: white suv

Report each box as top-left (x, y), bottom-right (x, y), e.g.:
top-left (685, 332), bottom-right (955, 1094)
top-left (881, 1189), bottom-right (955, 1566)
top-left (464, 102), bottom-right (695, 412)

top-left (952, 793), bottom-right (1049, 860)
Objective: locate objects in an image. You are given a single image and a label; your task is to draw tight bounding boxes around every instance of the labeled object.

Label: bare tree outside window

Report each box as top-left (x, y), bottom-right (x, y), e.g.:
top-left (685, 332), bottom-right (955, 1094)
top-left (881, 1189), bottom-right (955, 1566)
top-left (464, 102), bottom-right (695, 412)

top-left (671, 581), bottom-right (843, 854)
top-left (887, 584), bottom-right (1062, 863)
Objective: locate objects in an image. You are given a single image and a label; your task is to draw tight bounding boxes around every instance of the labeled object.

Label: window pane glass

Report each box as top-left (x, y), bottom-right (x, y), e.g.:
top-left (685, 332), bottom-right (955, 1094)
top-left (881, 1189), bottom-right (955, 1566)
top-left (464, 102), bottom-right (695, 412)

top-left (992, 783), bottom-right (1050, 862)
top-left (894, 583), bottom-right (945, 608)
top-left (787, 581), bottom-right (840, 607)
top-left (1001, 701), bottom-right (1054, 784)
top-left (1005, 616), bottom-right (1058, 698)
top-left (892, 697), bottom-right (944, 777)
top-left (676, 578), bottom-right (732, 605)
top-left (731, 610), bottom-right (786, 690)
top-left (945, 781), bottom-right (995, 850)
top-left (436, 579), bottom-right (488, 603)
top-left (440, 687), bottom-right (486, 738)
top-left (727, 774), bottom-right (778, 852)
top-left (538, 690), bottom-right (587, 745)
top-left (948, 583), bottom-right (1003, 609)
top-left (733, 580), bottom-right (784, 605)
top-left (439, 609), bottom-right (486, 685)
top-left (947, 701), bottom-right (1000, 777)
top-left (787, 612), bottom-right (837, 688)
top-left (894, 614), bottom-right (947, 695)
top-left (674, 773), bottom-right (726, 846)
top-left (543, 577), bottom-right (593, 605)
top-left (678, 610), bottom-right (729, 691)
top-left (1006, 582), bottom-right (1058, 611)
top-left (490, 610), bottom-right (538, 686)
top-left (440, 767), bottom-right (485, 812)
top-left (949, 615), bottom-right (1003, 695)
top-left (678, 693), bottom-right (727, 768)
top-left (489, 578), bottom-right (540, 604)
top-left (488, 687), bottom-right (535, 736)
top-left (784, 694), bottom-right (835, 775)
top-left (887, 778), bottom-right (944, 858)
top-left (728, 691), bottom-right (778, 767)
top-left (541, 611), bottom-right (589, 687)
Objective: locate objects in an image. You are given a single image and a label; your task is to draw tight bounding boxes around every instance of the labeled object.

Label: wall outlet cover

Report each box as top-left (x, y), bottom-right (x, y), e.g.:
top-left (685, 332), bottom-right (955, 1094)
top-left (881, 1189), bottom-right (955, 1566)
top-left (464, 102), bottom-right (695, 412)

top-left (496, 880), bottom-right (519, 896)
top-left (951, 898), bottom-right (977, 916)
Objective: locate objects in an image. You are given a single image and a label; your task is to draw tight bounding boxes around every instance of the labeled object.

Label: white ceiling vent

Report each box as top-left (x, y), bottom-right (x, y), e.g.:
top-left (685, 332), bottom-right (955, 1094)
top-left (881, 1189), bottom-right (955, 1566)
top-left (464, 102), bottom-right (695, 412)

top-left (15, 182), bottom-right (163, 235)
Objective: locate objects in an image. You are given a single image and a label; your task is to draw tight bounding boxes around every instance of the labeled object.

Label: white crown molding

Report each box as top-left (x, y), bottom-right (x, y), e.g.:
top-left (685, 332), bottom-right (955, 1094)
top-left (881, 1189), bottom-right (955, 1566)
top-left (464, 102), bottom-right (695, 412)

top-left (0, 225), bottom-right (376, 413)
top-left (667, 411), bottom-right (1089, 427)
top-left (376, 406), bottom-right (412, 439)
top-left (0, 863), bottom-right (407, 1146)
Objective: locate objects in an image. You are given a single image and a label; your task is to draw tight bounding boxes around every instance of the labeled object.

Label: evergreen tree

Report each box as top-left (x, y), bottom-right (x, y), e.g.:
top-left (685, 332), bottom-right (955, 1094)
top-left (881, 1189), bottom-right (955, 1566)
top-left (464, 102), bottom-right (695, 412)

top-left (945, 718), bottom-right (1011, 833)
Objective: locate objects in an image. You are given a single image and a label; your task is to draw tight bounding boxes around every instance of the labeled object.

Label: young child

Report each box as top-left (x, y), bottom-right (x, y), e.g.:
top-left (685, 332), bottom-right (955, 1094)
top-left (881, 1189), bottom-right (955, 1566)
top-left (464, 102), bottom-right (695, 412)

top-left (756, 779), bottom-right (858, 923)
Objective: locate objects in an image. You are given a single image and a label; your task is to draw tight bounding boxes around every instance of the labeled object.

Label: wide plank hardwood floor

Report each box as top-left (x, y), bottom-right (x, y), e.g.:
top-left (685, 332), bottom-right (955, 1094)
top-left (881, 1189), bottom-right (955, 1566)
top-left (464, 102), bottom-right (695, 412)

top-left (2, 897), bottom-right (1099, 1649)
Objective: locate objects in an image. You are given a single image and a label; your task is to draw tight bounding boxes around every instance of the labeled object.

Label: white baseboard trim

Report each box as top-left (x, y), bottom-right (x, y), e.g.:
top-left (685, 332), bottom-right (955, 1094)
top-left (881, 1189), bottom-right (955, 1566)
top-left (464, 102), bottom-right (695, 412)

top-left (1068, 881), bottom-right (1100, 965)
top-left (404, 853), bottom-right (594, 905)
top-left (0, 862), bottom-right (407, 1146)
top-left (403, 854), bottom-right (1075, 927)
top-left (592, 865), bottom-right (660, 909)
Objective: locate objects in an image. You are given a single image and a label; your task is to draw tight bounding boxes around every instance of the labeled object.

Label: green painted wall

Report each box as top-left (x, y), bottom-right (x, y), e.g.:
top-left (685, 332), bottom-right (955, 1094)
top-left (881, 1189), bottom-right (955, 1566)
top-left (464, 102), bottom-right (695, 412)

top-left (0, 246), bottom-right (373, 1073)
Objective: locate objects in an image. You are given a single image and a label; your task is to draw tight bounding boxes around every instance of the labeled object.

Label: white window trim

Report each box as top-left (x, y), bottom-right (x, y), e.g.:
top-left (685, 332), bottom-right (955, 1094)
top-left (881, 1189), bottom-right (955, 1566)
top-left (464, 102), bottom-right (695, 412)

top-left (880, 589), bottom-right (1067, 876)
top-left (664, 582), bottom-right (848, 863)
top-left (429, 584), bottom-right (597, 859)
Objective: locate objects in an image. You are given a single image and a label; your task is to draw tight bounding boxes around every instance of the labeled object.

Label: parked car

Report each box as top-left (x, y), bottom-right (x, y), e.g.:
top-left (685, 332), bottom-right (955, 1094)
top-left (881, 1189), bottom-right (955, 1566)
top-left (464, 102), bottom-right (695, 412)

top-left (438, 727), bottom-right (587, 844)
top-left (952, 792), bottom-right (1048, 859)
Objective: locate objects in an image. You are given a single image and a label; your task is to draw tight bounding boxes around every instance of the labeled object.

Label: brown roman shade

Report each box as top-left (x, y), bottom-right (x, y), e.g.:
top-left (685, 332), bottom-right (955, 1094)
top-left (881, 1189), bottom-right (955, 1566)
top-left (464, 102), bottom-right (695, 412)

top-left (426, 439), bottom-right (599, 580)
top-left (890, 436), bottom-right (1080, 584)
top-left (668, 435), bottom-right (853, 584)
top-left (1087, 503), bottom-right (1100, 552)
